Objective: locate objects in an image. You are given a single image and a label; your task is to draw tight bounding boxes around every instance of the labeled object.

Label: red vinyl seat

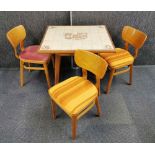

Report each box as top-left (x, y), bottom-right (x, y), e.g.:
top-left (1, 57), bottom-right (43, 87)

top-left (19, 45), bottom-right (50, 62)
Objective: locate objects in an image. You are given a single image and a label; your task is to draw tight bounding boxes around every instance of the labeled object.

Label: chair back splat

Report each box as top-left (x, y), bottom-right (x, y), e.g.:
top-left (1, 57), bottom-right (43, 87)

top-left (122, 26), bottom-right (147, 58)
top-left (7, 25), bottom-right (26, 58)
top-left (75, 50), bottom-right (108, 79)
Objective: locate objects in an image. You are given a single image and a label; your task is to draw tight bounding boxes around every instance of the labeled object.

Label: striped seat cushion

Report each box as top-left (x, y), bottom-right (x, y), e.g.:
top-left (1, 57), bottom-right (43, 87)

top-left (100, 48), bottom-right (134, 69)
top-left (48, 76), bottom-right (98, 117)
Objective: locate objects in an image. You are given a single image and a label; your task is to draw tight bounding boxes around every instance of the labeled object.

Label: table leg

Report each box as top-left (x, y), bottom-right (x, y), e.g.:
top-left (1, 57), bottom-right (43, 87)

top-left (55, 54), bottom-right (61, 84)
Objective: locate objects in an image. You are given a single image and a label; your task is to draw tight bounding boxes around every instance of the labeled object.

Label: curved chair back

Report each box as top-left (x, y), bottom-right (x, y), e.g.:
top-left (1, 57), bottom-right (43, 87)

top-left (75, 50), bottom-right (108, 79)
top-left (122, 26), bottom-right (147, 49)
top-left (6, 25), bottom-right (26, 58)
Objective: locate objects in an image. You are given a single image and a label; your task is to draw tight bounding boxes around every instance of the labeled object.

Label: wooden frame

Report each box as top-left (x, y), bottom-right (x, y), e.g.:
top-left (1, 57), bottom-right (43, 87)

top-left (51, 90), bottom-right (101, 140)
top-left (20, 56), bottom-right (51, 88)
top-left (106, 64), bottom-right (133, 94)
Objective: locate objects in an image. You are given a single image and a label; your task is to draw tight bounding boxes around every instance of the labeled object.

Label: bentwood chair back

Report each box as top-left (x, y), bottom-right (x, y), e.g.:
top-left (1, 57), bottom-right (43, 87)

top-left (48, 50), bottom-right (108, 139)
top-left (75, 49), bottom-right (108, 94)
top-left (7, 25), bottom-right (51, 88)
top-left (75, 50), bottom-right (108, 78)
top-left (7, 25), bottom-right (26, 56)
top-left (122, 26), bottom-right (147, 58)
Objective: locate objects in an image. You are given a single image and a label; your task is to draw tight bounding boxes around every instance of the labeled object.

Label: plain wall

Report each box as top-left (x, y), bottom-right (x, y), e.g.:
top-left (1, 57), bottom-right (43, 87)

top-left (0, 11), bottom-right (154, 67)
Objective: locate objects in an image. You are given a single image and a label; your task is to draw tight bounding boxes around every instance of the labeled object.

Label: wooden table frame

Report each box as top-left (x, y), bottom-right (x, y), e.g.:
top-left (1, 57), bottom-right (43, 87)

top-left (39, 25), bottom-right (115, 84)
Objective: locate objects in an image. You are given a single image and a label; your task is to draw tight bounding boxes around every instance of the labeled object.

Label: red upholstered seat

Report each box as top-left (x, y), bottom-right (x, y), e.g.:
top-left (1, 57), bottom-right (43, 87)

top-left (19, 45), bottom-right (50, 61)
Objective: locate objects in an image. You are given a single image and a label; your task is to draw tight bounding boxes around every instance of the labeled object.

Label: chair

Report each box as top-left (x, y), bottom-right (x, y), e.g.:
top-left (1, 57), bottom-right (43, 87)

top-left (7, 25), bottom-right (51, 88)
top-left (100, 26), bottom-right (147, 94)
top-left (48, 50), bottom-right (108, 139)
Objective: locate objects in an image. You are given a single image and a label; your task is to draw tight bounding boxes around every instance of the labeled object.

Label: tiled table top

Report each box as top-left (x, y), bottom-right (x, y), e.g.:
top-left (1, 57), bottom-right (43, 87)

top-left (39, 25), bottom-right (115, 53)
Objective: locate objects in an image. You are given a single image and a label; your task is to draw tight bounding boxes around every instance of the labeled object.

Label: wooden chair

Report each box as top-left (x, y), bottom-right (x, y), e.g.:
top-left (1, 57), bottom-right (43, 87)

top-left (48, 50), bottom-right (108, 139)
top-left (6, 25), bottom-right (51, 88)
top-left (100, 26), bottom-right (147, 94)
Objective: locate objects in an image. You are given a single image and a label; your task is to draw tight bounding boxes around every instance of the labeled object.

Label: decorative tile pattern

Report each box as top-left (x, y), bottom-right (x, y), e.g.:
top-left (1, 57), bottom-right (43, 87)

top-left (105, 44), bottom-right (113, 49)
top-left (64, 32), bottom-right (88, 40)
top-left (43, 45), bottom-right (50, 50)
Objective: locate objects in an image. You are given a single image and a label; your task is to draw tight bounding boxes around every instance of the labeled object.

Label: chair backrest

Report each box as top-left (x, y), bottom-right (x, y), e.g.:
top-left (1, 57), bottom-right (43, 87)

top-left (75, 50), bottom-right (108, 79)
top-left (6, 25), bottom-right (26, 58)
top-left (122, 26), bottom-right (147, 49)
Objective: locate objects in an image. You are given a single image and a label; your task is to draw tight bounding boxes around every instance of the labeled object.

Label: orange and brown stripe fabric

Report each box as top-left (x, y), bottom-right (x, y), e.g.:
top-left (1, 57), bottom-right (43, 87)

top-left (48, 76), bottom-right (98, 117)
top-left (99, 48), bottom-right (134, 69)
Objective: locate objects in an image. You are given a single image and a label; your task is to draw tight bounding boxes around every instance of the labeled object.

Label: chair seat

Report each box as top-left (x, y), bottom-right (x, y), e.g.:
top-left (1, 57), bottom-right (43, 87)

top-left (19, 45), bottom-right (50, 62)
top-left (48, 76), bottom-right (98, 117)
top-left (100, 48), bottom-right (134, 69)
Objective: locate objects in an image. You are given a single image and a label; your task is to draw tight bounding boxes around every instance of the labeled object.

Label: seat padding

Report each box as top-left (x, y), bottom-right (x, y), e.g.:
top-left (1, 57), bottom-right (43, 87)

top-left (19, 45), bottom-right (50, 62)
top-left (49, 76), bottom-right (98, 117)
top-left (100, 48), bottom-right (134, 69)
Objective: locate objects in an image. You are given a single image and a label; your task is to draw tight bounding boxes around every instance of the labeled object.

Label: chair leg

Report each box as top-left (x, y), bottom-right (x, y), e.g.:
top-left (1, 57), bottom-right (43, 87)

top-left (106, 69), bottom-right (115, 94)
top-left (129, 64), bottom-right (133, 85)
top-left (95, 97), bottom-right (101, 116)
top-left (72, 116), bottom-right (77, 140)
top-left (20, 60), bottom-right (24, 87)
top-left (51, 100), bottom-right (56, 120)
top-left (43, 63), bottom-right (51, 88)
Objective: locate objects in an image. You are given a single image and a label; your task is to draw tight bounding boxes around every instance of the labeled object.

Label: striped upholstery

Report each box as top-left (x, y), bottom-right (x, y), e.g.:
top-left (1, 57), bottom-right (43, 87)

top-left (100, 48), bottom-right (134, 69)
top-left (48, 76), bottom-right (98, 117)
